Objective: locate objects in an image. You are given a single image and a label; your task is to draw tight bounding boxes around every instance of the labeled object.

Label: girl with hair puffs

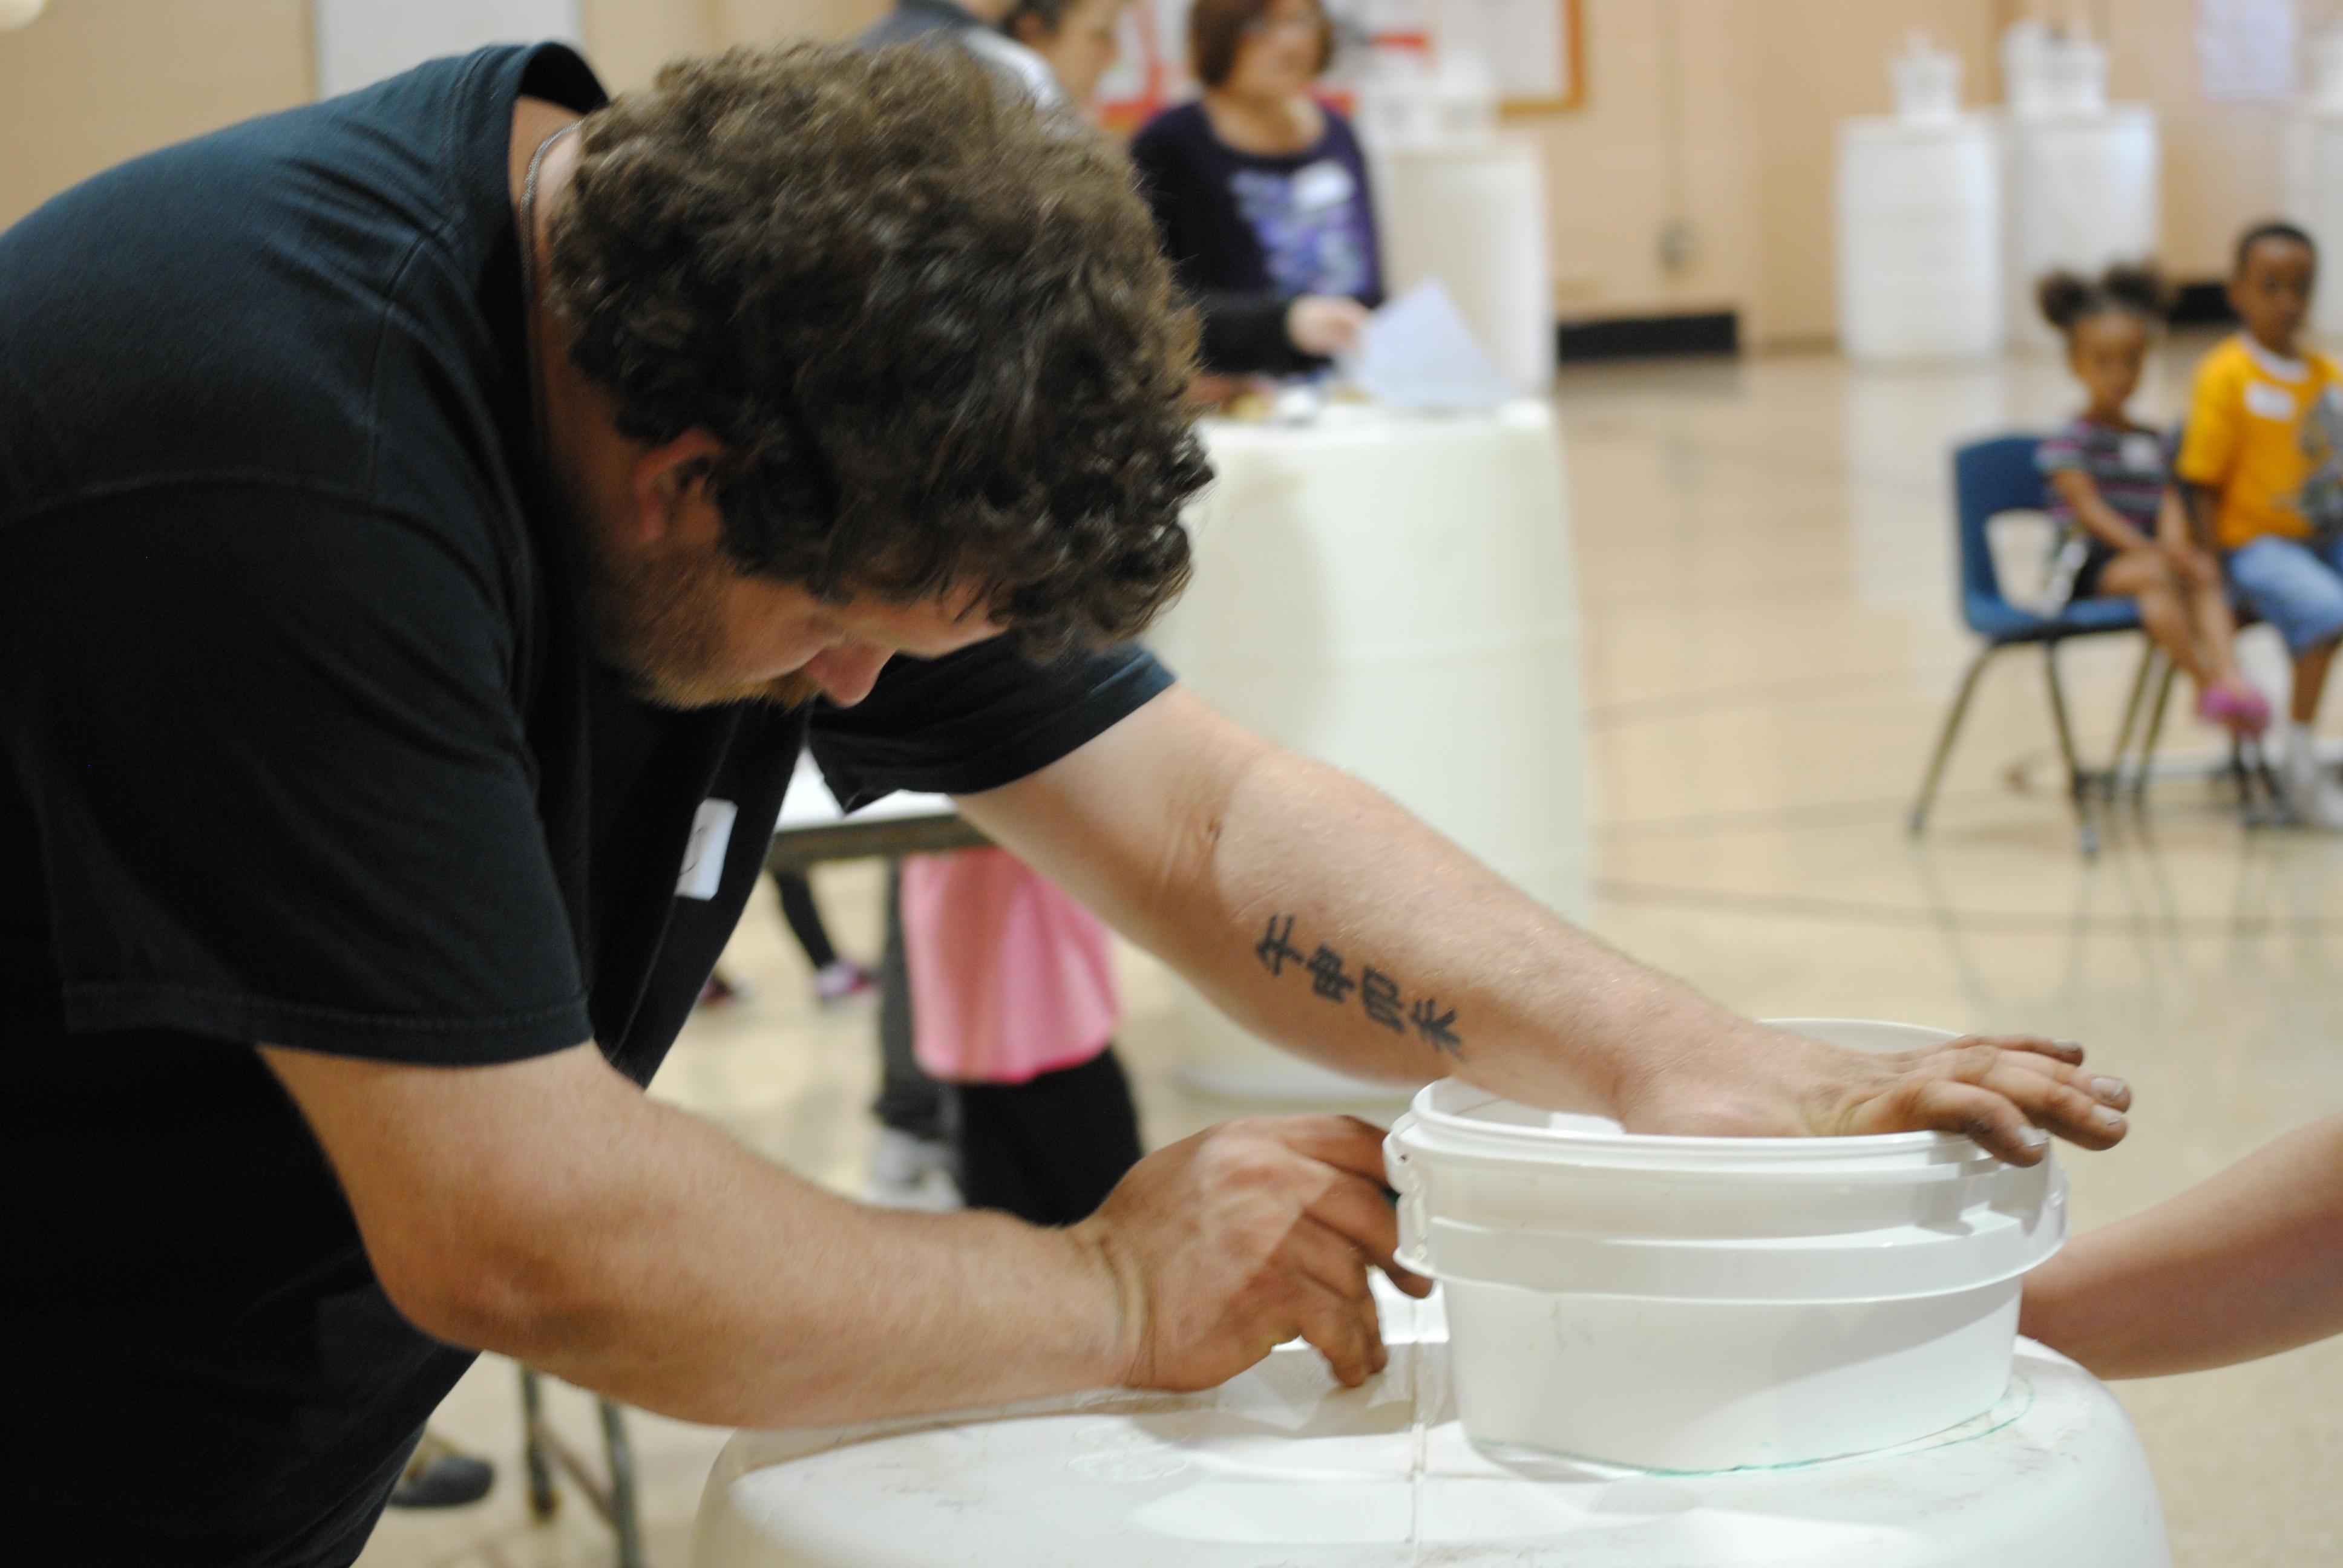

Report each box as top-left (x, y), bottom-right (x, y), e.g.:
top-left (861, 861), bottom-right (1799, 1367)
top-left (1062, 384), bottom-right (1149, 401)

top-left (2036, 263), bottom-right (2267, 736)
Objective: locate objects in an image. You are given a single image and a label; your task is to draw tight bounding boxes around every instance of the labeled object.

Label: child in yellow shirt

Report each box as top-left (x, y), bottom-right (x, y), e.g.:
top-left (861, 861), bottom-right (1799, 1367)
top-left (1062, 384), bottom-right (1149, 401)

top-left (2175, 221), bottom-right (2343, 825)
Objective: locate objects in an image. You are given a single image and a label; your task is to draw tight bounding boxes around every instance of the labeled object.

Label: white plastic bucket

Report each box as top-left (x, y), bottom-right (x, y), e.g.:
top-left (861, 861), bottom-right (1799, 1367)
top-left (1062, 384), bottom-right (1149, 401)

top-left (1383, 1019), bottom-right (2066, 1472)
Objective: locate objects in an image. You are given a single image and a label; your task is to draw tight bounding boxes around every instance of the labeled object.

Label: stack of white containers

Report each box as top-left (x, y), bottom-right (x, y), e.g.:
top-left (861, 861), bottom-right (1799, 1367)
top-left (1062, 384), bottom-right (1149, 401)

top-left (1837, 27), bottom-right (2162, 361)
top-left (1383, 1019), bottom-right (2068, 1471)
top-left (1837, 37), bottom-right (2004, 361)
top-left (2286, 27), bottom-right (2343, 341)
top-left (2001, 22), bottom-right (2161, 350)
top-left (1352, 45), bottom-right (1554, 392)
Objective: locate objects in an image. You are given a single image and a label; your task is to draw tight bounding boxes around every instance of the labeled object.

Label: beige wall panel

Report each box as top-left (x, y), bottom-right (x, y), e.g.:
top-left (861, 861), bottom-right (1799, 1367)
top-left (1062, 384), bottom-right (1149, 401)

top-left (709, 0), bottom-right (890, 45)
top-left (580, 0), bottom-right (718, 93)
top-left (2088, 0), bottom-right (2290, 279)
top-left (1512, 0), bottom-right (1760, 320)
top-left (0, 0), bottom-right (314, 232)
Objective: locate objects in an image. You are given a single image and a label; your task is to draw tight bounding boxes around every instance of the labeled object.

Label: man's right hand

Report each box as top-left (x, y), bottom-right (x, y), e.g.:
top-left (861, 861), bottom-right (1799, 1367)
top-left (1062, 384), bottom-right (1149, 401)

top-left (1073, 1116), bottom-right (1430, 1393)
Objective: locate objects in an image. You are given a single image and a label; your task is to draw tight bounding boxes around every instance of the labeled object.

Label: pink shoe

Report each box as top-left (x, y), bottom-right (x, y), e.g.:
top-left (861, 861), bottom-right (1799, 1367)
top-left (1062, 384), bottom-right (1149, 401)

top-left (2198, 682), bottom-right (2272, 737)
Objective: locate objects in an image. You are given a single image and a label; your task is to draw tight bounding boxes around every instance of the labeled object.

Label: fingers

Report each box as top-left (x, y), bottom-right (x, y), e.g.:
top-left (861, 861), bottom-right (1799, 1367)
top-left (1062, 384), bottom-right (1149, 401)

top-left (1861, 1052), bottom-right (2129, 1162)
top-left (1282, 1265), bottom-right (1385, 1386)
top-left (1953, 1033), bottom-right (2085, 1067)
top-left (1256, 1114), bottom-right (1396, 1184)
top-left (1284, 1217), bottom-right (1389, 1377)
top-left (1297, 1167), bottom-right (1434, 1298)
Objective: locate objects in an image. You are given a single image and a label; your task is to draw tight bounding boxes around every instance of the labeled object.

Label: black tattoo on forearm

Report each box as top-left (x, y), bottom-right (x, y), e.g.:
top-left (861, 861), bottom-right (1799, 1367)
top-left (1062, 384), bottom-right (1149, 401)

top-left (1252, 913), bottom-right (1465, 1059)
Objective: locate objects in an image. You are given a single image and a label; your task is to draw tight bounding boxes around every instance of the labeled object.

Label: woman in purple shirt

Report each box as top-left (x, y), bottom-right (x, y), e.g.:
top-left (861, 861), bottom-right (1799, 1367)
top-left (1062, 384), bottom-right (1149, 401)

top-left (1129, 0), bottom-right (1381, 376)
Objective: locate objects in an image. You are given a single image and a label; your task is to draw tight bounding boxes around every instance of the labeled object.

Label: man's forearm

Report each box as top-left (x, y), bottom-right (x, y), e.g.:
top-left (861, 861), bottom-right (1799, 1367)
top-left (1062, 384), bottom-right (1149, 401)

top-left (965, 690), bottom-right (1748, 1116)
top-left (266, 1044), bottom-right (1124, 1429)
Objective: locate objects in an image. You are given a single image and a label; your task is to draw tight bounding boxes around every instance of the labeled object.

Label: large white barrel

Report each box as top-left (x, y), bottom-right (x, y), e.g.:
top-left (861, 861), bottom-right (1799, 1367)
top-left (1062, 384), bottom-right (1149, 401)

top-left (694, 1290), bottom-right (2172, 1568)
top-left (2005, 107), bottom-right (2161, 350)
top-left (1837, 117), bottom-right (2004, 361)
top-left (2286, 109), bottom-right (2343, 341)
top-left (1377, 139), bottom-right (1554, 393)
top-left (1149, 402), bottom-right (1585, 1100)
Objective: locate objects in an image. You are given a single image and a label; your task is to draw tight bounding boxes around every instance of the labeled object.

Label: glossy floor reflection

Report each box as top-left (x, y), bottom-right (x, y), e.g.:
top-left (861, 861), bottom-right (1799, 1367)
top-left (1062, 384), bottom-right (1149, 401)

top-left (359, 342), bottom-right (2341, 1567)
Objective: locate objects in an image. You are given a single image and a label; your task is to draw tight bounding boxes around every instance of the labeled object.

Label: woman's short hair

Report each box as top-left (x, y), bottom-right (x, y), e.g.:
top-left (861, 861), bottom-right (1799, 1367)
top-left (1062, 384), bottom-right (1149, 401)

top-left (1190, 0), bottom-right (1334, 90)
top-left (550, 43), bottom-right (1206, 656)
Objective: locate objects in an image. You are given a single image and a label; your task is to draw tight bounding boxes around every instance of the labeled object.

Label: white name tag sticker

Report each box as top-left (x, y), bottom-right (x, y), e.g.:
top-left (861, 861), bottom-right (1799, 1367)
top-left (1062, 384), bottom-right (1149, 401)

top-left (2246, 381), bottom-right (2298, 421)
top-left (2120, 433), bottom-right (2162, 471)
top-left (676, 798), bottom-right (738, 901)
top-left (1291, 158), bottom-right (1355, 214)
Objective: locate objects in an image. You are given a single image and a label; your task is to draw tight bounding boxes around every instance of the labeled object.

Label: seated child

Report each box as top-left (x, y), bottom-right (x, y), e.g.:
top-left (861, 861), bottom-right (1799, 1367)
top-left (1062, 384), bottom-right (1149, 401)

top-left (2175, 221), bottom-right (2343, 825)
top-left (2036, 264), bottom-right (2265, 737)
top-left (2020, 1115), bottom-right (2343, 1378)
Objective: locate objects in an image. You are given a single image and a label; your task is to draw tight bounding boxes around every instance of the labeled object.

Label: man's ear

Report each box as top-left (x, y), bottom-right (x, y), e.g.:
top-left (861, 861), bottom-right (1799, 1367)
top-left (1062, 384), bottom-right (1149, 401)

top-left (624, 429), bottom-right (729, 547)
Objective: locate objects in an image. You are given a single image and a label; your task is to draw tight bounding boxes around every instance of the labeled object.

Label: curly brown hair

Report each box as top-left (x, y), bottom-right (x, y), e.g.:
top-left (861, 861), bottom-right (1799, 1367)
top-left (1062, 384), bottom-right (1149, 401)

top-left (547, 42), bottom-right (1208, 656)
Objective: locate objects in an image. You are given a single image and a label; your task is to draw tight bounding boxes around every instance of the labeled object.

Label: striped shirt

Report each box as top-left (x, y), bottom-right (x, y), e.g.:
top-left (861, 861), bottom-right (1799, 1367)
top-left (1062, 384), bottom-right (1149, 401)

top-left (2036, 416), bottom-right (2169, 545)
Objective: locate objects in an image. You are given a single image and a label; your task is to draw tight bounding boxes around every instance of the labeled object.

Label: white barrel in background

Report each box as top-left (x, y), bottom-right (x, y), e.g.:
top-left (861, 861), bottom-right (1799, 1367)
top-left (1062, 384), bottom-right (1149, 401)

top-left (1151, 403), bottom-right (1585, 1100)
top-left (1378, 139), bottom-right (1554, 393)
top-left (694, 1283), bottom-right (2172, 1568)
top-left (1384, 1019), bottom-right (2068, 1472)
top-left (1837, 116), bottom-right (2004, 361)
top-left (2004, 106), bottom-right (2161, 350)
top-left (2287, 108), bottom-right (2343, 341)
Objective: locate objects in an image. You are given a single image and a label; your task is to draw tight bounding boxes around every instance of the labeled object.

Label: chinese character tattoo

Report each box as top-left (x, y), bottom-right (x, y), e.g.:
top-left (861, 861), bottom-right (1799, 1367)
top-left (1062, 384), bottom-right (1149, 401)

top-left (1248, 913), bottom-right (1464, 1059)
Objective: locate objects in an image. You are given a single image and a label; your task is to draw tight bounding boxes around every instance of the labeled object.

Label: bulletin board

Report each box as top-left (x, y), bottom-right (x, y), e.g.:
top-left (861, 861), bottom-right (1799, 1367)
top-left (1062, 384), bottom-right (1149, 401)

top-left (1091, 0), bottom-right (1582, 129)
top-left (1439, 0), bottom-right (1581, 111)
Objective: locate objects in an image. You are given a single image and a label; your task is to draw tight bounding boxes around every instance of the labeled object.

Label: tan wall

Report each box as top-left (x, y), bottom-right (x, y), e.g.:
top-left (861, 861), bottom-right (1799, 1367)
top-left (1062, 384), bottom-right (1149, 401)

top-left (0, 0), bottom-right (2318, 345)
top-left (0, 0), bottom-right (877, 232)
top-left (1512, 0), bottom-right (2315, 346)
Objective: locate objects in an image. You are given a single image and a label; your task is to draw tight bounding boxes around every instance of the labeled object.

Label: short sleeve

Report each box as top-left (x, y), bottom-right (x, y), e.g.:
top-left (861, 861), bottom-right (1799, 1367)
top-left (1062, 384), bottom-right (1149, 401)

top-left (2036, 431), bottom-right (2085, 475)
top-left (807, 639), bottom-right (1174, 811)
top-left (2175, 354), bottom-right (2242, 487)
top-left (0, 487), bottom-right (592, 1062)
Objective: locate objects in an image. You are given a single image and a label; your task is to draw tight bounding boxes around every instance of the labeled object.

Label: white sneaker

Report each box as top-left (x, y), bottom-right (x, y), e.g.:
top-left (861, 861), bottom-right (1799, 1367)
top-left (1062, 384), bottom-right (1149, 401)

top-left (865, 1128), bottom-right (961, 1211)
top-left (2277, 726), bottom-right (2343, 828)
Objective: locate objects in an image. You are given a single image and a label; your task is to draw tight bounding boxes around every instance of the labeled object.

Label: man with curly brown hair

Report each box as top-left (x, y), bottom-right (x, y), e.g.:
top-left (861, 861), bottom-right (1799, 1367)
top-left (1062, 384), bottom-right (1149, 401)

top-left (0, 40), bottom-right (2135, 1566)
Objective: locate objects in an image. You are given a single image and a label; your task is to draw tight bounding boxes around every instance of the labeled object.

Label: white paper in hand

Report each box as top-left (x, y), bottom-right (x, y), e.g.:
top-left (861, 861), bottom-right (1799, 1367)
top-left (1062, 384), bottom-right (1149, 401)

top-left (1351, 279), bottom-right (1518, 411)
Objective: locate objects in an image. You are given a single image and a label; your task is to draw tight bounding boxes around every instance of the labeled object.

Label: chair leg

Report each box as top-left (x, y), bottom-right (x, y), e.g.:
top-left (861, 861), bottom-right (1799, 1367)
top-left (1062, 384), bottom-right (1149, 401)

top-left (599, 1400), bottom-right (646, 1568)
top-left (1910, 646), bottom-right (1997, 835)
top-left (2131, 659), bottom-right (2178, 800)
top-left (2042, 642), bottom-right (2099, 856)
top-left (2108, 642), bottom-right (2161, 799)
top-left (520, 1366), bottom-right (557, 1520)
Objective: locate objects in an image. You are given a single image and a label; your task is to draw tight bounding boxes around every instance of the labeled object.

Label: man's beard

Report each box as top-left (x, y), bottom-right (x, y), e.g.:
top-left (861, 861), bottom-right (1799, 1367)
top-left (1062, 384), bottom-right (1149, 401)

top-left (574, 509), bottom-right (821, 711)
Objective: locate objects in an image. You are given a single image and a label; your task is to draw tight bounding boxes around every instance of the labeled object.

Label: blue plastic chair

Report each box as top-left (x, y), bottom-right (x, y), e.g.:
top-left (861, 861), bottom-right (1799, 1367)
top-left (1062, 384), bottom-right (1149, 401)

top-left (1907, 434), bottom-right (2165, 855)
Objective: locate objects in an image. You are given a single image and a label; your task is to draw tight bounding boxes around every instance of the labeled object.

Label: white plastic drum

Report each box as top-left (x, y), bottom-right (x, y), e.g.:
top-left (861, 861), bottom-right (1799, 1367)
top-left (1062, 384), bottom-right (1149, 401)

top-left (1378, 139), bottom-right (1554, 392)
top-left (692, 1284), bottom-right (2171, 1568)
top-left (1384, 1020), bottom-right (2066, 1471)
top-left (2286, 108), bottom-right (2343, 341)
top-left (1837, 116), bottom-right (2004, 361)
top-left (2004, 107), bottom-right (2160, 350)
top-left (1151, 403), bottom-right (1585, 1099)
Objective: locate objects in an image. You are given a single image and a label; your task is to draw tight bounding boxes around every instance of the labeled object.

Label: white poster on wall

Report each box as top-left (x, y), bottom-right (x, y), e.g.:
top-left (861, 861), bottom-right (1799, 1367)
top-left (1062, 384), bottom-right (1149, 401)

top-left (314, 0), bottom-right (583, 99)
top-left (2196, 0), bottom-right (2298, 103)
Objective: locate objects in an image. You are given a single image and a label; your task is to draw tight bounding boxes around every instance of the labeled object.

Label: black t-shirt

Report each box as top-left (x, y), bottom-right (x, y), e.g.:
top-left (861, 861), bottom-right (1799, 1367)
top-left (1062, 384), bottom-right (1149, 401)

top-left (0, 44), bottom-right (1171, 1567)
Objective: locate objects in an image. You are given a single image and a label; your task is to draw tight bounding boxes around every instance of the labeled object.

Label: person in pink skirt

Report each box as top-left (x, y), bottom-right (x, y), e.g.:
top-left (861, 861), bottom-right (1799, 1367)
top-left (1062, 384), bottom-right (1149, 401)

top-left (900, 847), bottom-right (1142, 1223)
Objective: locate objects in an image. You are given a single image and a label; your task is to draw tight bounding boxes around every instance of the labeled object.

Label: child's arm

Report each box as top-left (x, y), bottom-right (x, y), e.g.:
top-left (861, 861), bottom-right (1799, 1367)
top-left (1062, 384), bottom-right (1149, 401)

top-left (2171, 480), bottom-right (2221, 555)
top-left (2046, 469), bottom-right (2155, 552)
top-left (2019, 1116), bottom-right (2343, 1378)
top-left (2154, 488), bottom-right (2221, 586)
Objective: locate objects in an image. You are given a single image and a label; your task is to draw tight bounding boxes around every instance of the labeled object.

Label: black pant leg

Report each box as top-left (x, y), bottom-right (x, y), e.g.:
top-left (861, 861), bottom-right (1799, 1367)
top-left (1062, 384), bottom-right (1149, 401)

top-left (771, 868), bottom-right (839, 970)
top-left (951, 1047), bottom-right (1144, 1227)
top-left (870, 861), bottom-right (945, 1140)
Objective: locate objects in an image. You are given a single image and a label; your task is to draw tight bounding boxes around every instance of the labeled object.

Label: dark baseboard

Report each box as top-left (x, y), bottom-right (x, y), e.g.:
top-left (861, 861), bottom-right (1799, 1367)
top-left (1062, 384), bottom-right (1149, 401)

top-left (1556, 310), bottom-right (1739, 363)
top-left (2168, 281), bottom-right (2236, 328)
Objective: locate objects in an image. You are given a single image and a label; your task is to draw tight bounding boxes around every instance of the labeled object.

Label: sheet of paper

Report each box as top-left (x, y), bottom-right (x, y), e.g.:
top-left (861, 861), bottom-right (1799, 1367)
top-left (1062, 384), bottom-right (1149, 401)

top-left (1351, 279), bottom-right (1518, 412)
